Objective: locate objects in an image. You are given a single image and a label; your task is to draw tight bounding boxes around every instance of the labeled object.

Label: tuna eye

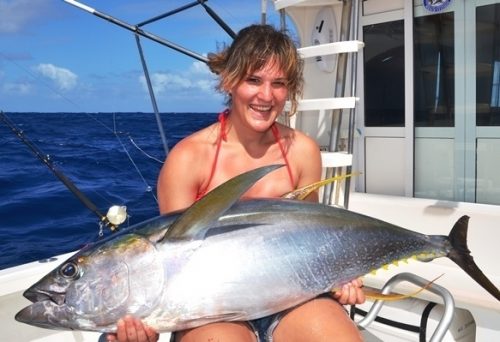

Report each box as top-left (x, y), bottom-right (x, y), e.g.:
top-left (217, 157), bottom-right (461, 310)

top-left (60, 262), bottom-right (80, 279)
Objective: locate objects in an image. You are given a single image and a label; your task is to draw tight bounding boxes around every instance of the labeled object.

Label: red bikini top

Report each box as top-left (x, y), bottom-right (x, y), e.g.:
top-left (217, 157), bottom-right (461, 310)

top-left (196, 110), bottom-right (294, 200)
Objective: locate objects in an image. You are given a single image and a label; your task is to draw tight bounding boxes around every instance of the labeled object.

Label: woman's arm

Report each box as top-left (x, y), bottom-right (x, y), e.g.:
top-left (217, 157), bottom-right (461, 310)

top-left (291, 131), bottom-right (322, 202)
top-left (157, 138), bottom-right (206, 214)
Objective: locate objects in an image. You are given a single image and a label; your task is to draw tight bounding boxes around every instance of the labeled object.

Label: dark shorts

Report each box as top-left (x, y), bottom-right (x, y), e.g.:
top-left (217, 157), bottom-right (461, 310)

top-left (170, 294), bottom-right (335, 342)
top-left (247, 310), bottom-right (287, 342)
top-left (169, 311), bottom-right (285, 342)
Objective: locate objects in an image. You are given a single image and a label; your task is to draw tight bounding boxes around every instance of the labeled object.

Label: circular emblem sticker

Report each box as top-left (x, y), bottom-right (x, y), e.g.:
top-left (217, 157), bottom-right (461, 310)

top-left (423, 0), bottom-right (452, 13)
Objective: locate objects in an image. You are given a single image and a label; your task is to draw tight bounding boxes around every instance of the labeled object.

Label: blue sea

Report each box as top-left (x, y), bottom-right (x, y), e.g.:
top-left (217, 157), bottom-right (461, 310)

top-left (0, 112), bottom-right (218, 270)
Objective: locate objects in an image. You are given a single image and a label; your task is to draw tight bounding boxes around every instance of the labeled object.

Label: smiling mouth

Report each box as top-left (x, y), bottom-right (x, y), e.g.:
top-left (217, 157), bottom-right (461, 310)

top-left (250, 104), bottom-right (272, 113)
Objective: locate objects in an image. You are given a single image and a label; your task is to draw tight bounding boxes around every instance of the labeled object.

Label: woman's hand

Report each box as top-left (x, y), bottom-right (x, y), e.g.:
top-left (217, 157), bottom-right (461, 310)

top-left (106, 316), bottom-right (159, 342)
top-left (331, 278), bottom-right (365, 305)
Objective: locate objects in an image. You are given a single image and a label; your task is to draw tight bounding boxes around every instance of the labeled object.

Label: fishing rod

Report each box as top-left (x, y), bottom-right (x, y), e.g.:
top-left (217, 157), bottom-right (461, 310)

top-left (0, 111), bottom-right (126, 233)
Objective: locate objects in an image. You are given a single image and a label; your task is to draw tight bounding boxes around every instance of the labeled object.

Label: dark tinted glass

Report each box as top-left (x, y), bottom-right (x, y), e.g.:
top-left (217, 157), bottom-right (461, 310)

top-left (414, 13), bottom-right (455, 127)
top-left (363, 20), bottom-right (405, 127)
top-left (476, 4), bottom-right (500, 126)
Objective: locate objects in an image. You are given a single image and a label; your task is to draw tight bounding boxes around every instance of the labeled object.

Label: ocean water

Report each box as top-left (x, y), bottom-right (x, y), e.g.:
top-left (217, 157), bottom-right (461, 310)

top-left (0, 112), bottom-right (218, 270)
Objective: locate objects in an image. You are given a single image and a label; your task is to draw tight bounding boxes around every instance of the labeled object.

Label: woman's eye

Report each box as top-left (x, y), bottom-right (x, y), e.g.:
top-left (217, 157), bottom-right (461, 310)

top-left (272, 81), bottom-right (287, 88)
top-left (60, 262), bottom-right (80, 279)
top-left (246, 77), bottom-right (261, 85)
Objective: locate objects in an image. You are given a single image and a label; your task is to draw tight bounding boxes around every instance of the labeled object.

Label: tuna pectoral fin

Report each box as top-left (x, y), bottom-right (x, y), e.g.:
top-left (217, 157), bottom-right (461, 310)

top-left (163, 165), bottom-right (283, 241)
top-left (448, 215), bottom-right (500, 301)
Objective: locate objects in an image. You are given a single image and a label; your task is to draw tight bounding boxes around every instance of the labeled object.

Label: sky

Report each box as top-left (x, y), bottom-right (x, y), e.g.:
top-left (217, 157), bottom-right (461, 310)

top-left (0, 0), bottom-right (292, 113)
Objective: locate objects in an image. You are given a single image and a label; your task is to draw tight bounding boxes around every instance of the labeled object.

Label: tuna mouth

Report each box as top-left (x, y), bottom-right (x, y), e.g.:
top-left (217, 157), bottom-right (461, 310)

top-left (15, 301), bottom-right (72, 330)
top-left (17, 289), bottom-right (70, 329)
top-left (24, 287), bottom-right (66, 306)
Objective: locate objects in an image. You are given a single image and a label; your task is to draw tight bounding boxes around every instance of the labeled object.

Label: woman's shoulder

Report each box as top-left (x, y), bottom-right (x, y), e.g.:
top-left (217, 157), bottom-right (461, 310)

top-left (276, 122), bottom-right (320, 151)
top-left (171, 123), bottom-right (218, 155)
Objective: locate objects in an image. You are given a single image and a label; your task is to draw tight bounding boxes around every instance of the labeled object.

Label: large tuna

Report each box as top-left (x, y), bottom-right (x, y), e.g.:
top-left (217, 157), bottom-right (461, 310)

top-left (16, 165), bottom-right (500, 332)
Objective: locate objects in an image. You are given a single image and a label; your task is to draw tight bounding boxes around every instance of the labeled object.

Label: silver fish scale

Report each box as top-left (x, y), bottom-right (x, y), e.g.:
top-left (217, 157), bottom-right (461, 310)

top-left (150, 200), bottom-right (448, 330)
top-left (16, 197), bottom-right (456, 333)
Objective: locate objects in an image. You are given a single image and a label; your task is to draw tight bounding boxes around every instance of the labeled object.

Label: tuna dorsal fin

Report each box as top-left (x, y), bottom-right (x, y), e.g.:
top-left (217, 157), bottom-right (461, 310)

top-left (161, 164), bottom-right (283, 241)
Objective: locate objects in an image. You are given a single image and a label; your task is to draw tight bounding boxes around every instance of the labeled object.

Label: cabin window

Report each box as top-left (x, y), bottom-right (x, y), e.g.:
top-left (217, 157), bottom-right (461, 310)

top-left (414, 12), bottom-right (455, 127)
top-left (476, 4), bottom-right (500, 126)
top-left (359, 0), bottom-right (500, 204)
top-left (363, 20), bottom-right (405, 127)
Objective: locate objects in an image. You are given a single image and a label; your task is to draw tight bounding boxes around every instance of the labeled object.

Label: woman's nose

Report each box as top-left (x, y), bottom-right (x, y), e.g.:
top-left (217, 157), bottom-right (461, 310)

top-left (257, 82), bottom-right (273, 100)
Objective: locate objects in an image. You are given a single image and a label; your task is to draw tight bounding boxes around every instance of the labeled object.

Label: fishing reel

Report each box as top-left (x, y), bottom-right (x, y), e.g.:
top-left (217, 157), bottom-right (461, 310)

top-left (100, 205), bottom-right (128, 233)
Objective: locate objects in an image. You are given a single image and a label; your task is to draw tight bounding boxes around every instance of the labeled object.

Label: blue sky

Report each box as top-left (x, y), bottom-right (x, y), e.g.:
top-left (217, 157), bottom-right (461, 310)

top-left (0, 0), bottom-right (291, 113)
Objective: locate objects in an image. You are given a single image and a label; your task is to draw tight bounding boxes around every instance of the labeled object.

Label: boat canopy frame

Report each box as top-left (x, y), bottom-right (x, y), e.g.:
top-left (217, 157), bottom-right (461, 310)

top-left (64, 0), bottom-right (238, 158)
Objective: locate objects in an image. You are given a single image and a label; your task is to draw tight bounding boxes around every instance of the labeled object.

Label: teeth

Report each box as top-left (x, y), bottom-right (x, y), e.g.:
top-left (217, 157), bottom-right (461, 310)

top-left (251, 105), bottom-right (271, 112)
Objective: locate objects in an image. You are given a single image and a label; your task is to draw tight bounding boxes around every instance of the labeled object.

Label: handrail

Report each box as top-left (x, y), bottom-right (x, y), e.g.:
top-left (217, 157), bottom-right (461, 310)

top-left (357, 272), bottom-right (456, 342)
top-left (298, 40), bottom-right (364, 58)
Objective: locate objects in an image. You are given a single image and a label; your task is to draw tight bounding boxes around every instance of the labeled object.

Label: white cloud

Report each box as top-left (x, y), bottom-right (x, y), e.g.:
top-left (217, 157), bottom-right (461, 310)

top-left (189, 60), bottom-right (213, 76)
top-left (139, 61), bottom-right (218, 96)
top-left (0, 0), bottom-right (51, 34)
top-left (152, 73), bottom-right (192, 94)
top-left (195, 79), bottom-right (216, 93)
top-left (35, 63), bottom-right (78, 91)
top-left (3, 82), bottom-right (32, 94)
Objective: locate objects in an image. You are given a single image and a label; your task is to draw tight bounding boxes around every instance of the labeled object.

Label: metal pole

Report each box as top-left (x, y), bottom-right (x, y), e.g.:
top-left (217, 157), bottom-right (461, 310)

top-left (261, 0), bottom-right (267, 24)
top-left (343, 0), bottom-right (360, 208)
top-left (198, 0), bottom-right (236, 38)
top-left (134, 34), bottom-right (170, 157)
top-left (137, 0), bottom-right (205, 27)
top-left (323, 0), bottom-right (353, 205)
top-left (63, 0), bottom-right (208, 63)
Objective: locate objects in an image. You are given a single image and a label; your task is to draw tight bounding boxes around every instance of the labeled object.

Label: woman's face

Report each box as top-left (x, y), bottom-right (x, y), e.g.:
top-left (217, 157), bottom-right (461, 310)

top-left (229, 59), bottom-right (288, 133)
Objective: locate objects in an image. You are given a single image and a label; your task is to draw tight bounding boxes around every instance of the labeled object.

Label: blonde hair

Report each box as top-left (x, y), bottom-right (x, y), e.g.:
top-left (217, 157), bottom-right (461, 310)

top-left (207, 24), bottom-right (303, 115)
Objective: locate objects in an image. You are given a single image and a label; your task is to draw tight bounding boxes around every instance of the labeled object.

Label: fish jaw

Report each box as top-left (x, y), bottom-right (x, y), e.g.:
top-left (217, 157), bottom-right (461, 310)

top-left (15, 300), bottom-right (101, 331)
top-left (23, 274), bottom-right (68, 305)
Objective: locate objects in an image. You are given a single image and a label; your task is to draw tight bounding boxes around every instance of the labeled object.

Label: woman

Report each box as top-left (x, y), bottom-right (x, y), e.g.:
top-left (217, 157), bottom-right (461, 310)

top-left (109, 24), bottom-right (364, 342)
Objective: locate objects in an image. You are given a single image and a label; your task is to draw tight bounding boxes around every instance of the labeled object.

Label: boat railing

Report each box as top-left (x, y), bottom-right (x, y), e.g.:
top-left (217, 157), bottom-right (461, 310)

top-left (356, 272), bottom-right (455, 342)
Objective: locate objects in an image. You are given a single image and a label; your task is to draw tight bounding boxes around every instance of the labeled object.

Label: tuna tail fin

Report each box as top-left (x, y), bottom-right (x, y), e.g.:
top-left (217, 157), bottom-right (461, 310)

top-left (447, 215), bottom-right (500, 301)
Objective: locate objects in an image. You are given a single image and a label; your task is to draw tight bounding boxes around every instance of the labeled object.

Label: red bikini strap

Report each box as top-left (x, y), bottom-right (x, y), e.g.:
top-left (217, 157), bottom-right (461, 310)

top-left (271, 124), bottom-right (294, 188)
top-left (195, 110), bottom-right (228, 201)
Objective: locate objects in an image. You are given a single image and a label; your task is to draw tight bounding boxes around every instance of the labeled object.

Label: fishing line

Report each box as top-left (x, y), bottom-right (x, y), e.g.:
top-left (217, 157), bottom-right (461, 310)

top-left (0, 111), bottom-right (121, 232)
top-left (128, 136), bottom-right (164, 164)
top-left (2, 51), bottom-right (161, 212)
top-left (111, 114), bottom-right (159, 203)
top-left (71, 112), bottom-right (160, 206)
top-left (0, 51), bottom-right (81, 110)
top-left (88, 112), bottom-right (163, 166)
